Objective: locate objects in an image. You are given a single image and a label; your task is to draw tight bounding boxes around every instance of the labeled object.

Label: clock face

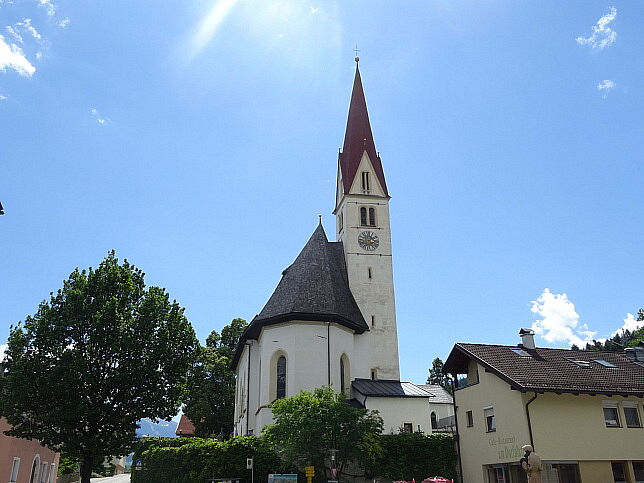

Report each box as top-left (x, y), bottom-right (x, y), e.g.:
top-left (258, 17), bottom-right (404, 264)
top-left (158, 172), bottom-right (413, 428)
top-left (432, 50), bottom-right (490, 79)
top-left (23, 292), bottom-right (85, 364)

top-left (358, 231), bottom-right (379, 251)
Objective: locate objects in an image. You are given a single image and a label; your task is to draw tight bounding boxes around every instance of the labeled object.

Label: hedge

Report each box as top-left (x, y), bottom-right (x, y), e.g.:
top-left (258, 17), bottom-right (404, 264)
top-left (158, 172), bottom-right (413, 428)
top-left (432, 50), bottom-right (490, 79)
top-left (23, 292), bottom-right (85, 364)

top-left (131, 433), bottom-right (457, 483)
top-left (367, 433), bottom-right (457, 482)
top-left (131, 436), bottom-right (297, 483)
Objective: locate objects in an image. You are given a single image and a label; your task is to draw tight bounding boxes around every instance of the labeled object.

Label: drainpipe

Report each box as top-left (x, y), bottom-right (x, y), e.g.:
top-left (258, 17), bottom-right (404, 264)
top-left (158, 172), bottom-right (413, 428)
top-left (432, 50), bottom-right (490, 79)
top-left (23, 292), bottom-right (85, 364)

top-left (327, 321), bottom-right (331, 386)
top-left (450, 375), bottom-right (464, 483)
top-left (246, 342), bottom-right (251, 436)
top-left (525, 392), bottom-right (538, 450)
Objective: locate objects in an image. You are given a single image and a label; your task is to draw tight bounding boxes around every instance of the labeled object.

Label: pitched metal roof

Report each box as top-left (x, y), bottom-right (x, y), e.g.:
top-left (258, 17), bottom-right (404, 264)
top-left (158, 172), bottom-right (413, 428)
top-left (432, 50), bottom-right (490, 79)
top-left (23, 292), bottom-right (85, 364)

top-left (352, 378), bottom-right (432, 397)
top-left (443, 343), bottom-right (644, 396)
top-left (417, 384), bottom-right (454, 404)
top-left (231, 223), bottom-right (368, 369)
top-left (338, 63), bottom-right (389, 197)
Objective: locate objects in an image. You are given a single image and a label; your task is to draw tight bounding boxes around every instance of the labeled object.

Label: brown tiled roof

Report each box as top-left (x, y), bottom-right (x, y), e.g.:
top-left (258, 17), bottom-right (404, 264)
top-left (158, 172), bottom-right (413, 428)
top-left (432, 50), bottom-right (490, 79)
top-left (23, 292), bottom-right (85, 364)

top-left (443, 343), bottom-right (644, 396)
top-left (339, 64), bottom-right (389, 197)
top-left (175, 414), bottom-right (196, 436)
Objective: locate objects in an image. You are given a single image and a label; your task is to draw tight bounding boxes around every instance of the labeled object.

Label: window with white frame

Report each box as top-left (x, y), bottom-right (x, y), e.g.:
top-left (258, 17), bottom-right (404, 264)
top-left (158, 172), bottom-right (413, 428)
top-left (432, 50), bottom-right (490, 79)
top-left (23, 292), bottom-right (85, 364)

top-left (484, 406), bottom-right (496, 432)
top-left (402, 422), bottom-right (413, 433)
top-left (40, 462), bottom-right (48, 483)
top-left (29, 455), bottom-right (40, 483)
top-left (603, 401), bottom-right (620, 427)
top-left (466, 410), bottom-right (473, 427)
top-left (10, 457), bottom-right (20, 483)
top-left (623, 402), bottom-right (642, 428)
top-left (48, 464), bottom-right (56, 483)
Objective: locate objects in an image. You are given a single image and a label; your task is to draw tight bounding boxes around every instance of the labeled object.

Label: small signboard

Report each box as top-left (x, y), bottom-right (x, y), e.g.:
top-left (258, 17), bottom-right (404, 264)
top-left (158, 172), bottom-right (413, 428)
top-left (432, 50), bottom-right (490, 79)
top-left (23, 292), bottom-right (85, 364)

top-left (268, 474), bottom-right (298, 483)
top-left (247, 458), bottom-right (254, 470)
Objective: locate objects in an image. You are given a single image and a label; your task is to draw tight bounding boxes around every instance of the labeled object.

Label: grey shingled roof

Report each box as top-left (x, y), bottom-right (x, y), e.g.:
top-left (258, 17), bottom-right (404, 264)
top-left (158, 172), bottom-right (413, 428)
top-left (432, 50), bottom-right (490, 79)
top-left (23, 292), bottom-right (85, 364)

top-left (443, 343), bottom-right (644, 396)
top-left (231, 223), bottom-right (368, 369)
top-left (418, 384), bottom-right (454, 404)
top-left (352, 379), bottom-right (432, 397)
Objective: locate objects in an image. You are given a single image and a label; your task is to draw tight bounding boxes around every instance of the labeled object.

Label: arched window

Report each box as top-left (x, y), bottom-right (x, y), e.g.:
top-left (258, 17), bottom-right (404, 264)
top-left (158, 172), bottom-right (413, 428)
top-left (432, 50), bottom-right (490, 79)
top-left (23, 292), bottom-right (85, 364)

top-left (360, 207), bottom-right (367, 226)
top-left (368, 207), bottom-right (376, 226)
top-left (340, 357), bottom-right (345, 393)
top-left (276, 355), bottom-right (286, 399)
top-left (29, 455), bottom-right (40, 483)
top-left (431, 411), bottom-right (438, 430)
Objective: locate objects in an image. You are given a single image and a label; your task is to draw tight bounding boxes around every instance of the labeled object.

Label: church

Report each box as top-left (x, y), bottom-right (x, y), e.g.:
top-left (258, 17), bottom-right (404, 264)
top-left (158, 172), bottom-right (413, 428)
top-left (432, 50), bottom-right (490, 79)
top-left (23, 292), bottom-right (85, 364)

top-left (231, 59), bottom-right (453, 436)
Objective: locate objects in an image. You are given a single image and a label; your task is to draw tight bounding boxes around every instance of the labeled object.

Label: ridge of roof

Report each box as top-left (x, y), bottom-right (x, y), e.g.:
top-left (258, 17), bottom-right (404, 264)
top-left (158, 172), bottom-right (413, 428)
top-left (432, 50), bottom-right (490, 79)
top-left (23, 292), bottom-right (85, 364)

top-left (231, 223), bottom-right (368, 369)
top-left (339, 64), bottom-right (389, 197)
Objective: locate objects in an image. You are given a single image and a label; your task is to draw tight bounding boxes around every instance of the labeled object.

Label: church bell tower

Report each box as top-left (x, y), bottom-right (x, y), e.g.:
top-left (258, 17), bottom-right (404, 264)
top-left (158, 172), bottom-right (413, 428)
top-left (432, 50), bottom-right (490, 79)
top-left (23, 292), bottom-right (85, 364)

top-left (334, 58), bottom-right (400, 381)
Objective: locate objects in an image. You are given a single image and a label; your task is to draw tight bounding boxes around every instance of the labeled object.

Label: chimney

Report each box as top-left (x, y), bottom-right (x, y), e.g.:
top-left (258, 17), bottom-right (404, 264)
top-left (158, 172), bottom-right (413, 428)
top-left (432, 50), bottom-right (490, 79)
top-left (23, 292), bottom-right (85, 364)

top-left (519, 328), bottom-right (536, 350)
top-left (624, 342), bottom-right (644, 362)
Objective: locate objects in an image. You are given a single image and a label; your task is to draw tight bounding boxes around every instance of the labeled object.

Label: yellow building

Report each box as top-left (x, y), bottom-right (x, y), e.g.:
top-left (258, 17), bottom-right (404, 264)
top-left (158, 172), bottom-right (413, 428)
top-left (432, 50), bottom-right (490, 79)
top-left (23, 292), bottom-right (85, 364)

top-left (443, 330), bottom-right (644, 483)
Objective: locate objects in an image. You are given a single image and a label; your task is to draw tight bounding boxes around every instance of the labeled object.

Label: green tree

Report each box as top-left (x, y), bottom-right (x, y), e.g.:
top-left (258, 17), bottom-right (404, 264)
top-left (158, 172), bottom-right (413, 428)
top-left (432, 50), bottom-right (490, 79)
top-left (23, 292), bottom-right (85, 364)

top-left (0, 251), bottom-right (199, 483)
top-left (183, 318), bottom-right (247, 438)
top-left (426, 357), bottom-right (452, 394)
top-left (263, 387), bottom-right (383, 483)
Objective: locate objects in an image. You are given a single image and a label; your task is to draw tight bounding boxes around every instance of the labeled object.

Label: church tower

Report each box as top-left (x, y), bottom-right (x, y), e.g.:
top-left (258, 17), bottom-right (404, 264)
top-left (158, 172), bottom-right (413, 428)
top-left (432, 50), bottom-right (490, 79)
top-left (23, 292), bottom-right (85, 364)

top-left (334, 58), bottom-right (400, 380)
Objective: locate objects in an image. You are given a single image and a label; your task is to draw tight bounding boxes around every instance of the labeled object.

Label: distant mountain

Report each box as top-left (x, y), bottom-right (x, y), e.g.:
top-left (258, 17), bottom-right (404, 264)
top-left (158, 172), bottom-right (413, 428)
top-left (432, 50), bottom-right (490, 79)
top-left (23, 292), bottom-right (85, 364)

top-left (136, 418), bottom-right (178, 437)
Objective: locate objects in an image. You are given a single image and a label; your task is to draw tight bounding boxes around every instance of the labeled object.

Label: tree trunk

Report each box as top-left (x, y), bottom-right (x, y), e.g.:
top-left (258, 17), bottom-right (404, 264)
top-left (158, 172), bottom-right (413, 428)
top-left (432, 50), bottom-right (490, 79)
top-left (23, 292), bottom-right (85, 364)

top-left (80, 452), bottom-right (93, 483)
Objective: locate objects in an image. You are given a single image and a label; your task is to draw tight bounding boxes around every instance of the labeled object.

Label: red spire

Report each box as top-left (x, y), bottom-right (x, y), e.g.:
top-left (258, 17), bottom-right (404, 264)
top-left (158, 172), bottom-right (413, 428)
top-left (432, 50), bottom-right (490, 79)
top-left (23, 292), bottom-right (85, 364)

top-left (339, 61), bottom-right (389, 196)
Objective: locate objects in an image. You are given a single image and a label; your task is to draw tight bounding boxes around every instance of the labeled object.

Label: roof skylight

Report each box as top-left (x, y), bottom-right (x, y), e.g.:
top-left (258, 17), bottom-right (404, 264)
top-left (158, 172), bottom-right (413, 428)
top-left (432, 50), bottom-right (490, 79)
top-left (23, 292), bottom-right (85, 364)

top-left (512, 348), bottom-right (531, 357)
top-left (565, 358), bottom-right (591, 368)
top-left (594, 359), bottom-right (616, 368)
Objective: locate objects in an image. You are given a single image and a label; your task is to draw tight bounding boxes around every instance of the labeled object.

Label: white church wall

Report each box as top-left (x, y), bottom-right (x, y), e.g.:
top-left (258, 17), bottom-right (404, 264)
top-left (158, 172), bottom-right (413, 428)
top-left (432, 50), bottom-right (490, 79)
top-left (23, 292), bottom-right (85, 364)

top-left (234, 340), bottom-right (263, 436)
top-left (365, 397), bottom-right (431, 434)
top-left (233, 343), bottom-right (249, 436)
top-left (250, 321), bottom-right (357, 435)
top-left (428, 401), bottom-right (454, 423)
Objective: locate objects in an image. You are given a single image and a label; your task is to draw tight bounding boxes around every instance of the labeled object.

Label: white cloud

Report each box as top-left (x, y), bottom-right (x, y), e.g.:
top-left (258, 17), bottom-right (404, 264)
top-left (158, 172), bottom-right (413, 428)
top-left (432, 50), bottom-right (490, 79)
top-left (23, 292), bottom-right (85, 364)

top-left (597, 79), bottom-right (616, 98)
top-left (310, 6), bottom-right (320, 14)
top-left (19, 18), bottom-right (41, 40)
top-left (614, 313), bottom-right (642, 336)
top-left (57, 17), bottom-right (70, 28)
top-left (530, 288), bottom-right (596, 347)
top-left (0, 34), bottom-right (36, 76)
top-left (0, 94), bottom-right (8, 100)
top-left (90, 107), bottom-right (108, 125)
top-left (576, 6), bottom-right (617, 50)
top-left (0, 344), bottom-right (6, 360)
top-left (38, 0), bottom-right (56, 17)
top-left (5, 26), bottom-right (23, 44)
top-left (8, 18), bottom-right (42, 42)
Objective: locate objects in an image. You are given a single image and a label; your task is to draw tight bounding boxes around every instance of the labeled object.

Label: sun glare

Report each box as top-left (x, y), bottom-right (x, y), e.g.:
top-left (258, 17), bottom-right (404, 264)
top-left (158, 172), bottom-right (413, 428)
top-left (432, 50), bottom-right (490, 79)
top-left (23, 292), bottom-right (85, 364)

top-left (191, 0), bottom-right (239, 57)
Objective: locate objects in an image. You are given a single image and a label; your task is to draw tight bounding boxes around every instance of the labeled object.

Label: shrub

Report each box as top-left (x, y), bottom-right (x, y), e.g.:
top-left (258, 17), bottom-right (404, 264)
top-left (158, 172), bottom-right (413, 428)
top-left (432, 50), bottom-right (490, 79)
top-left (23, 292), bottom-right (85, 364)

top-left (367, 433), bottom-right (457, 482)
top-left (131, 436), bottom-right (297, 483)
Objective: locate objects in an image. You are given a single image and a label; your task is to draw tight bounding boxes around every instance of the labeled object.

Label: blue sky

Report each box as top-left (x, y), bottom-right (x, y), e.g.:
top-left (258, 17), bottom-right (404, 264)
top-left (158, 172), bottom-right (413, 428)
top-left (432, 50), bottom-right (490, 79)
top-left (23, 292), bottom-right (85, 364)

top-left (1, 1), bottom-right (643, 385)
